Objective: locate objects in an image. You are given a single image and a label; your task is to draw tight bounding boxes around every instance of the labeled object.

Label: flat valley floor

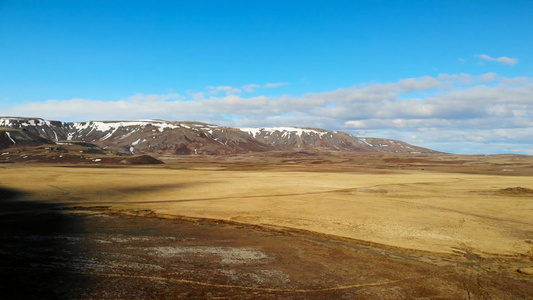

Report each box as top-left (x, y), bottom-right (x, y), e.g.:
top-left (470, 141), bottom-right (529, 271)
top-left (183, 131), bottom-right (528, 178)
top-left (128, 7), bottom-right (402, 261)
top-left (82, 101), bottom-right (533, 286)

top-left (1, 152), bottom-right (533, 299)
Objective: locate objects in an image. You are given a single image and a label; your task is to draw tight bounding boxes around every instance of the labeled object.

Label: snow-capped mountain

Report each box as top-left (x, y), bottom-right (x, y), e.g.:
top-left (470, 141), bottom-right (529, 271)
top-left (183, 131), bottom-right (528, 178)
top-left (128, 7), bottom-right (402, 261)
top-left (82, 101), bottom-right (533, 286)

top-left (0, 117), bottom-right (438, 154)
top-left (66, 120), bottom-right (270, 155)
top-left (239, 127), bottom-right (430, 153)
top-left (0, 118), bottom-right (271, 155)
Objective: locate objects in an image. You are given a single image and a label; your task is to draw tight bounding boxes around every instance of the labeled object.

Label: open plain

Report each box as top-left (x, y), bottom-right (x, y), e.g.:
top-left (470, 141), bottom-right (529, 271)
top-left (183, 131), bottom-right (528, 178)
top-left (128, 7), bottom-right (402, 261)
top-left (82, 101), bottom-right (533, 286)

top-left (1, 152), bottom-right (533, 299)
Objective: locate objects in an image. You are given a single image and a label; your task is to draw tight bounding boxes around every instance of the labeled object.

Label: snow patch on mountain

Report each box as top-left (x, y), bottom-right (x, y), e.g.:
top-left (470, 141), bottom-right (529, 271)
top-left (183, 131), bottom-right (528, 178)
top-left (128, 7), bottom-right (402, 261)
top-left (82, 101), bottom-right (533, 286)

top-left (6, 132), bottom-right (16, 144)
top-left (359, 138), bottom-right (373, 147)
top-left (239, 127), bottom-right (328, 138)
top-left (70, 120), bottom-right (182, 133)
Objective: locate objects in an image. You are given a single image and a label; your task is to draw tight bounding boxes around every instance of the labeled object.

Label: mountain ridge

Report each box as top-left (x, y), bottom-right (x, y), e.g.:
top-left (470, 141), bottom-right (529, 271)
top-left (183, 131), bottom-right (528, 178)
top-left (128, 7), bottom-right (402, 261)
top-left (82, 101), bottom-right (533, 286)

top-left (0, 117), bottom-right (439, 155)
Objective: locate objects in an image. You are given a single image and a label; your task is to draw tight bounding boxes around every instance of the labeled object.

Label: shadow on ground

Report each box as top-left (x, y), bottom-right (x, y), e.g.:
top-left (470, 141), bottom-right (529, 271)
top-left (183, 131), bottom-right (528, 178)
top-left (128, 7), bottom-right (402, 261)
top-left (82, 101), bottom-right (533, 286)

top-left (1, 186), bottom-right (532, 299)
top-left (0, 187), bottom-right (87, 299)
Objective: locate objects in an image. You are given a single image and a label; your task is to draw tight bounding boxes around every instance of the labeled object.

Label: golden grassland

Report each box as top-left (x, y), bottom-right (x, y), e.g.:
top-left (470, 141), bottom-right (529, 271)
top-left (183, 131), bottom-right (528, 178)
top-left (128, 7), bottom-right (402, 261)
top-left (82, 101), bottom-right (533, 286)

top-left (2, 152), bottom-right (532, 258)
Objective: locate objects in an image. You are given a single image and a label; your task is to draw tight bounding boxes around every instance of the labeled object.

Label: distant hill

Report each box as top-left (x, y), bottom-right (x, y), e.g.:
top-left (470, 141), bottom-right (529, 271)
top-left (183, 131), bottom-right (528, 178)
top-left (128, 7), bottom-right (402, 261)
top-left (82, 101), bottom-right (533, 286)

top-left (239, 127), bottom-right (433, 154)
top-left (0, 117), bottom-right (439, 155)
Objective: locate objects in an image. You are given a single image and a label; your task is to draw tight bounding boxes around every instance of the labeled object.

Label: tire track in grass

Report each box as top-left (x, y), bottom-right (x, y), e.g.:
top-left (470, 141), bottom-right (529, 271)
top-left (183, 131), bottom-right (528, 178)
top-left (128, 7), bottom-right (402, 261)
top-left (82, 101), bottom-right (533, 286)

top-left (79, 271), bottom-right (421, 293)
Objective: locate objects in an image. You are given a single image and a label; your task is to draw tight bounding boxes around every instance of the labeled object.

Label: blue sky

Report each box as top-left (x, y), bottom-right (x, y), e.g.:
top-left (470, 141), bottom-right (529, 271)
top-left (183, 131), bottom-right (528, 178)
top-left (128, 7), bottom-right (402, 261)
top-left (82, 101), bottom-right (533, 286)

top-left (1, 0), bottom-right (532, 154)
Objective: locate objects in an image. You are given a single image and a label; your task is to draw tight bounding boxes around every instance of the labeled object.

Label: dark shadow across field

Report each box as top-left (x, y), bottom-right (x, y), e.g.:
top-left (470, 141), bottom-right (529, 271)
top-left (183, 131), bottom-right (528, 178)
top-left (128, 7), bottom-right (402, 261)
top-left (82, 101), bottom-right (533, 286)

top-left (0, 187), bottom-right (87, 299)
top-left (1, 186), bottom-right (532, 299)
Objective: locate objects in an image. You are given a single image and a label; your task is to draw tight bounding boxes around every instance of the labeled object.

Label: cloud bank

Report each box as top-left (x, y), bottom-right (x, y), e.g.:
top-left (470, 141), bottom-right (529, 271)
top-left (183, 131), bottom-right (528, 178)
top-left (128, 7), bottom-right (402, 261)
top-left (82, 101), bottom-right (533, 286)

top-left (3, 73), bottom-right (533, 154)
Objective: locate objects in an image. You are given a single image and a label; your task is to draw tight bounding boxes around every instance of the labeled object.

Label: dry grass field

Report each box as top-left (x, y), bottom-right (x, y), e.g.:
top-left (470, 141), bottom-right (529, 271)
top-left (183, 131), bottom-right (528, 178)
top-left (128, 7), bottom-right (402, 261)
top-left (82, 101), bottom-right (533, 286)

top-left (1, 152), bottom-right (533, 298)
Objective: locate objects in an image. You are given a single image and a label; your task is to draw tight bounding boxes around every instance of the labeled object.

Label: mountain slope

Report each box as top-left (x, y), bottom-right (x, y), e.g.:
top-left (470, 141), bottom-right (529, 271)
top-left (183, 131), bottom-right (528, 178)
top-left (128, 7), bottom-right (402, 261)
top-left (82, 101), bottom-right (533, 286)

top-left (0, 117), bottom-right (70, 141)
top-left (239, 127), bottom-right (432, 153)
top-left (0, 127), bottom-right (53, 149)
top-left (67, 120), bottom-right (272, 155)
top-left (0, 117), bottom-right (438, 155)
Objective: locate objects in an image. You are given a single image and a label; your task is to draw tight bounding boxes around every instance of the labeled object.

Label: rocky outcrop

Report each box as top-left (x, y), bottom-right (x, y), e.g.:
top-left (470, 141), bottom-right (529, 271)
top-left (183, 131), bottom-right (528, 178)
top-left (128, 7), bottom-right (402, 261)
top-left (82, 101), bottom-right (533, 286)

top-left (0, 128), bottom-right (53, 149)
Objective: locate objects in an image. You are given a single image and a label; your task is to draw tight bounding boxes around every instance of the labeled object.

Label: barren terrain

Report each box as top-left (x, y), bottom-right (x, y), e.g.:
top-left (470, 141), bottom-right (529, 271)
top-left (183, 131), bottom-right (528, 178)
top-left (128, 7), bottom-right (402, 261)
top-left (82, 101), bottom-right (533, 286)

top-left (1, 152), bottom-right (533, 298)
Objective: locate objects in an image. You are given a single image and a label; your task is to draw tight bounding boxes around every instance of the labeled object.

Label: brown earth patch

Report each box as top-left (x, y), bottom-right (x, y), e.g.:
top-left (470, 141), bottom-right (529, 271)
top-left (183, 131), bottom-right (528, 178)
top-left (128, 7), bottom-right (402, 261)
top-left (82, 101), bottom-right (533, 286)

top-left (499, 186), bottom-right (533, 195)
top-left (120, 154), bottom-right (164, 165)
top-left (2, 206), bottom-right (533, 299)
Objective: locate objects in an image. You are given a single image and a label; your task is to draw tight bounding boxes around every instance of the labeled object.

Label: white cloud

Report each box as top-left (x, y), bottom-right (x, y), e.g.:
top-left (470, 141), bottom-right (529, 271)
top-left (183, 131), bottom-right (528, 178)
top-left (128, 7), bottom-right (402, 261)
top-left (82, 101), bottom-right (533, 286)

top-left (344, 120), bottom-right (367, 128)
top-left (204, 82), bottom-right (289, 94)
top-left (127, 92), bottom-right (182, 103)
top-left (476, 54), bottom-right (519, 66)
top-left (502, 76), bottom-right (528, 86)
top-left (207, 86), bottom-right (242, 95)
top-left (265, 82), bottom-right (289, 88)
top-left (438, 73), bottom-right (468, 86)
top-left (478, 72), bottom-right (497, 83)
top-left (398, 76), bottom-right (441, 92)
top-left (242, 83), bottom-right (260, 92)
top-left (192, 92), bottom-right (205, 100)
top-left (3, 74), bottom-right (533, 154)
